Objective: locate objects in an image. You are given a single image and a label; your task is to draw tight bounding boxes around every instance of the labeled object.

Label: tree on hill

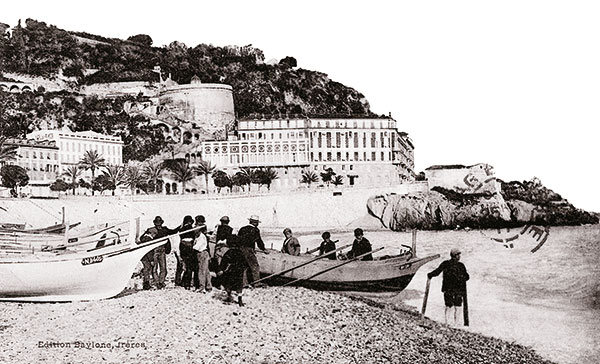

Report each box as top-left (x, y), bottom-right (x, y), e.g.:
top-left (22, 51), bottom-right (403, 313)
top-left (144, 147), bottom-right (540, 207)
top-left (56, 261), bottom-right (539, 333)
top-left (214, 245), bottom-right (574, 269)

top-left (62, 165), bottom-right (82, 195)
top-left (0, 165), bottom-right (29, 197)
top-left (0, 138), bottom-right (18, 164)
top-left (127, 34), bottom-right (153, 47)
top-left (279, 56), bottom-right (297, 68)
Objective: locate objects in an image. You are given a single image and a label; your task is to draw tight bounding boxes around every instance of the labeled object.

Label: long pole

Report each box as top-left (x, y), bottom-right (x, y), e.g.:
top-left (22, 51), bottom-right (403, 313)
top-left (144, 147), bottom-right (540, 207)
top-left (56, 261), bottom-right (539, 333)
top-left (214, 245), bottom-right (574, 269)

top-left (463, 284), bottom-right (469, 326)
top-left (250, 243), bottom-right (352, 286)
top-left (421, 277), bottom-right (431, 315)
top-left (282, 247), bottom-right (385, 287)
top-left (306, 240), bottom-right (339, 255)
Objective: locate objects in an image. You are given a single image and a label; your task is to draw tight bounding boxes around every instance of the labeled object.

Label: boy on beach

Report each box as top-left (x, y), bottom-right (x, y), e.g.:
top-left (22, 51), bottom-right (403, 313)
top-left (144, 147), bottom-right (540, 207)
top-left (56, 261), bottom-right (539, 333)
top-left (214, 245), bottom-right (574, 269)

top-left (218, 237), bottom-right (249, 307)
top-left (319, 232), bottom-right (337, 260)
top-left (427, 248), bottom-right (470, 326)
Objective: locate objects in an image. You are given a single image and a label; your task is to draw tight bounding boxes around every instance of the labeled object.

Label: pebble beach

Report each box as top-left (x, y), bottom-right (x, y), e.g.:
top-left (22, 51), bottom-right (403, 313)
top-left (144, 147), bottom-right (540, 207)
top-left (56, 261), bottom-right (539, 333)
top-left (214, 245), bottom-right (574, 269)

top-left (0, 255), bottom-right (555, 364)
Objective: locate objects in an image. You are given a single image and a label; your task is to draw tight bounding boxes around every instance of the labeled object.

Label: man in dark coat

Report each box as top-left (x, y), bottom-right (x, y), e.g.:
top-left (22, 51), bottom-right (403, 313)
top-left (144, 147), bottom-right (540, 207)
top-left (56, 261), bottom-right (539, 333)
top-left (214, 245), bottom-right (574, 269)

top-left (319, 232), bottom-right (337, 260)
top-left (215, 216), bottom-right (233, 246)
top-left (236, 214), bottom-right (268, 285)
top-left (218, 238), bottom-right (250, 307)
top-left (428, 248), bottom-right (470, 325)
top-left (348, 228), bottom-right (373, 261)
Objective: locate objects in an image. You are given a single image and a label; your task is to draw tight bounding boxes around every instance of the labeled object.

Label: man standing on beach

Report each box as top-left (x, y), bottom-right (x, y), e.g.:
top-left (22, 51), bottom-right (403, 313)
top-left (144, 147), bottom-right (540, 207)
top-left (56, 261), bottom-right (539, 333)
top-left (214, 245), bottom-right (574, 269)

top-left (427, 248), bottom-right (470, 326)
top-left (215, 216), bottom-right (233, 246)
top-left (139, 216), bottom-right (176, 289)
top-left (348, 228), bottom-right (373, 261)
top-left (237, 215), bottom-right (269, 286)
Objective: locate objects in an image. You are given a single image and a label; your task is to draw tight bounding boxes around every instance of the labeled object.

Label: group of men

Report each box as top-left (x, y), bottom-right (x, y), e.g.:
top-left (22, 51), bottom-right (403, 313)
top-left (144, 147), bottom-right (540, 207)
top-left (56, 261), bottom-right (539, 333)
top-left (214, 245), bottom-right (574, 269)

top-left (138, 214), bottom-right (470, 322)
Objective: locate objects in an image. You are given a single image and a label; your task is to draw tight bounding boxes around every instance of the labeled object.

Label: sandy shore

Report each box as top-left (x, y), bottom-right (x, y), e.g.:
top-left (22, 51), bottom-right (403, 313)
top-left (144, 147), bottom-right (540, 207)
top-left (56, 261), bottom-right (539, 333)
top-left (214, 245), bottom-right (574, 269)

top-left (0, 254), bottom-right (555, 364)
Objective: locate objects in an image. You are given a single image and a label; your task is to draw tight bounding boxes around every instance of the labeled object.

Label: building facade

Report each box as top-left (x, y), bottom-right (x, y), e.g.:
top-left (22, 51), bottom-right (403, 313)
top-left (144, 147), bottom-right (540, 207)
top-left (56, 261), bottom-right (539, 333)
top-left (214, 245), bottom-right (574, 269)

top-left (178, 115), bottom-right (415, 190)
top-left (1, 138), bottom-right (60, 196)
top-left (27, 128), bottom-right (124, 176)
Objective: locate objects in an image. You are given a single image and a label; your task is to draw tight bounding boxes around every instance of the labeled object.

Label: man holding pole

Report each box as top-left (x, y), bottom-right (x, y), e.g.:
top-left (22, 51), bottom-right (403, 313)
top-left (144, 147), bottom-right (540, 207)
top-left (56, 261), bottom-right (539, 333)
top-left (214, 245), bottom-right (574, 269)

top-left (427, 248), bottom-right (470, 326)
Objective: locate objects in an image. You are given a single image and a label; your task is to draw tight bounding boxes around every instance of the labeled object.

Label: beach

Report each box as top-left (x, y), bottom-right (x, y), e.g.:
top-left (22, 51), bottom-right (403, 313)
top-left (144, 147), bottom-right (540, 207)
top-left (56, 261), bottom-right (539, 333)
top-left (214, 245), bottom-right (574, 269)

top-left (0, 257), bottom-right (554, 364)
top-left (0, 190), bottom-right (598, 363)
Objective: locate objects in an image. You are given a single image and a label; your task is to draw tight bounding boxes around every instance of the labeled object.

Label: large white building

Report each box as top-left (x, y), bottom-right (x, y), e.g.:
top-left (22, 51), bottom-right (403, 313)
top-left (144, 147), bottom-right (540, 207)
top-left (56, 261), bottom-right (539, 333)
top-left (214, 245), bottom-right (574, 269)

top-left (0, 138), bottom-right (60, 197)
top-left (27, 128), bottom-right (124, 176)
top-left (176, 115), bottom-right (415, 190)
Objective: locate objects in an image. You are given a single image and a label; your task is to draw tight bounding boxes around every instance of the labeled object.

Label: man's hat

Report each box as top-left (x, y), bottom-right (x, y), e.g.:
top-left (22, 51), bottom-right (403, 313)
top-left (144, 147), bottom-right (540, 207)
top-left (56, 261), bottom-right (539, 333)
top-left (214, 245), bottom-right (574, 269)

top-left (450, 248), bottom-right (461, 257)
top-left (248, 215), bottom-right (261, 223)
top-left (153, 216), bottom-right (164, 224)
top-left (220, 216), bottom-right (230, 222)
top-left (195, 215), bottom-right (206, 223)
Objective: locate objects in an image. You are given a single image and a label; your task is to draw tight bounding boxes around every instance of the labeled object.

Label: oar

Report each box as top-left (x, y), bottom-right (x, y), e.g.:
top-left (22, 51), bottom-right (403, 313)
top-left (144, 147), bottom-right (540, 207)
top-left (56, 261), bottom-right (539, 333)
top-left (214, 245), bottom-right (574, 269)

top-left (306, 240), bottom-right (339, 254)
top-left (463, 284), bottom-right (469, 326)
top-left (421, 277), bottom-right (431, 315)
top-left (250, 243), bottom-right (352, 286)
top-left (282, 247), bottom-right (385, 287)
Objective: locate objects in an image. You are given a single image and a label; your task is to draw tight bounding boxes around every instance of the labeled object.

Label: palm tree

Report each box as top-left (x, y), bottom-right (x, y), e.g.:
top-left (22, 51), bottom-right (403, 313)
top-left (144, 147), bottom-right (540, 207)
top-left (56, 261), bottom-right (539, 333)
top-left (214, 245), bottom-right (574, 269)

top-left (232, 170), bottom-right (251, 192)
top-left (0, 137), bottom-right (18, 165)
top-left (301, 169), bottom-right (319, 187)
top-left (142, 161), bottom-right (165, 193)
top-left (240, 167), bottom-right (258, 192)
top-left (79, 150), bottom-right (106, 195)
top-left (332, 175), bottom-right (344, 187)
top-left (102, 165), bottom-right (125, 196)
top-left (194, 160), bottom-right (216, 194)
top-left (257, 167), bottom-right (279, 191)
top-left (170, 160), bottom-right (195, 194)
top-left (62, 166), bottom-right (82, 195)
top-left (124, 165), bottom-right (145, 195)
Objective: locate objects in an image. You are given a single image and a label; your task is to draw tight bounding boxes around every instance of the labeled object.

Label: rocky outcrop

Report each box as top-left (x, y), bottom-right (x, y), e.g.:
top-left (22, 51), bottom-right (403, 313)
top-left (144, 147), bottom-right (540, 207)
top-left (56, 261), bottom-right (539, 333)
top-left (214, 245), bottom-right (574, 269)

top-left (368, 182), bottom-right (598, 231)
top-left (367, 191), bottom-right (512, 230)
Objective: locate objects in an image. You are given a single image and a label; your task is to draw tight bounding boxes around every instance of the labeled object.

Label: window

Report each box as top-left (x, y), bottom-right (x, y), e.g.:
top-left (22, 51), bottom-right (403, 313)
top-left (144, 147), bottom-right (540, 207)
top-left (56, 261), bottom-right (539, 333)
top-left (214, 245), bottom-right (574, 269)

top-left (381, 132), bottom-right (385, 147)
top-left (346, 152), bottom-right (349, 160)
top-left (345, 133), bottom-right (349, 148)
top-left (342, 165), bottom-right (345, 170)
top-left (326, 132), bottom-right (332, 148)
top-left (327, 152), bottom-right (332, 161)
top-left (363, 133), bottom-right (367, 148)
top-left (354, 152), bottom-right (359, 160)
top-left (363, 152), bottom-right (367, 160)
top-left (381, 152), bottom-right (385, 161)
top-left (318, 133), bottom-right (322, 148)
top-left (319, 152), bottom-right (322, 161)
top-left (372, 152), bottom-right (376, 161)
top-left (33, 152), bottom-right (37, 159)
top-left (354, 133), bottom-right (359, 148)
top-left (336, 132), bottom-right (341, 148)
top-left (371, 132), bottom-right (376, 148)
top-left (336, 152), bottom-right (341, 161)
top-left (350, 165), bottom-right (353, 170)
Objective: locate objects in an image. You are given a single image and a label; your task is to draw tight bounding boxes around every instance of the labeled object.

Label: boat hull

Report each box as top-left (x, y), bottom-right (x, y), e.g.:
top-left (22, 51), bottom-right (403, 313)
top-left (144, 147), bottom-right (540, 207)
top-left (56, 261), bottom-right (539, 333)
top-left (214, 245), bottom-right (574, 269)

top-left (251, 250), bottom-right (439, 292)
top-left (0, 239), bottom-right (165, 302)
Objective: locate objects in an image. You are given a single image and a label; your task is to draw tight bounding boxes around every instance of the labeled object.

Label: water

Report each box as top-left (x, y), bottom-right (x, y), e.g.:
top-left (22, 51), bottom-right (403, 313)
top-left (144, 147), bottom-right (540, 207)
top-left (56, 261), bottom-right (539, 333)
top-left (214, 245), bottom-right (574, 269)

top-left (281, 225), bottom-right (600, 364)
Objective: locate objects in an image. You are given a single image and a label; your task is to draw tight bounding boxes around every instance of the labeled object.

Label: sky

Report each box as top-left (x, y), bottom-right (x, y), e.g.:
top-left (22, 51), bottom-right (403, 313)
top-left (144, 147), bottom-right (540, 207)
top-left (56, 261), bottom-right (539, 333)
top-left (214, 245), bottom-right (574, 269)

top-left (3, 1), bottom-right (599, 211)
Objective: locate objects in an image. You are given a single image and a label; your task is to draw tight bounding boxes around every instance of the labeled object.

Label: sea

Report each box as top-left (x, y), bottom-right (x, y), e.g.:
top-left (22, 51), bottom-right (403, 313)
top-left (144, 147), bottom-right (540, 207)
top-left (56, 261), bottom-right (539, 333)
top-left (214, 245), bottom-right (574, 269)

top-left (289, 224), bottom-right (600, 364)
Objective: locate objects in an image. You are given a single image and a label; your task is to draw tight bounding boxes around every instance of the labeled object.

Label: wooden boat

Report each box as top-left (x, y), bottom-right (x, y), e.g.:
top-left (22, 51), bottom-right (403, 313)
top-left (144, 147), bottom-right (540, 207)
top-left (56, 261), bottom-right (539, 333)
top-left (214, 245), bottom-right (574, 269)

top-left (0, 237), bottom-right (168, 302)
top-left (0, 222), bottom-right (81, 234)
top-left (212, 242), bottom-right (439, 292)
top-left (254, 250), bottom-right (439, 292)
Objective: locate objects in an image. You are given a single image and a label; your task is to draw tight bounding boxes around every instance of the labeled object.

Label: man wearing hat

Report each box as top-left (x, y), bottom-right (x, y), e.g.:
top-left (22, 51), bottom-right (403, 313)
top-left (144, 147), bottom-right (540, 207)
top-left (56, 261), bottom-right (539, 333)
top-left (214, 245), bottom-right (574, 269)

top-left (138, 216), bottom-right (177, 289)
top-left (237, 215), bottom-right (269, 285)
top-left (427, 248), bottom-right (470, 325)
top-left (215, 216), bottom-right (233, 246)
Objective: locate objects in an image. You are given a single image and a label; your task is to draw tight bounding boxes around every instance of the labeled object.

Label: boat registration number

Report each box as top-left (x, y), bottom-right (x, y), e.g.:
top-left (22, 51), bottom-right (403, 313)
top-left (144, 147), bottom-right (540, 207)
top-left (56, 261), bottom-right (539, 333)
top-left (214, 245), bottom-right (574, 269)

top-left (81, 255), bottom-right (104, 266)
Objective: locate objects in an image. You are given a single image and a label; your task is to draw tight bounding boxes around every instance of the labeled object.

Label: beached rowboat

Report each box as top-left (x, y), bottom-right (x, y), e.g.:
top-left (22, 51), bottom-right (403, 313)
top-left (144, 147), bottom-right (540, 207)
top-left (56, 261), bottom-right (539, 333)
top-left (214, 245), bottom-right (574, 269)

top-left (254, 250), bottom-right (439, 292)
top-left (0, 237), bottom-right (167, 302)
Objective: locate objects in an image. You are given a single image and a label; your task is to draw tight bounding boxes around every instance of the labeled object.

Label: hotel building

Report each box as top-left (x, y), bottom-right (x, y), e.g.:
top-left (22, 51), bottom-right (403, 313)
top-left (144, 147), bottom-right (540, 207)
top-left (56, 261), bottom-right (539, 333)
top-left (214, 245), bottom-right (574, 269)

top-left (1, 138), bottom-right (60, 196)
top-left (182, 115), bottom-right (415, 190)
top-left (27, 128), bottom-right (124, 176)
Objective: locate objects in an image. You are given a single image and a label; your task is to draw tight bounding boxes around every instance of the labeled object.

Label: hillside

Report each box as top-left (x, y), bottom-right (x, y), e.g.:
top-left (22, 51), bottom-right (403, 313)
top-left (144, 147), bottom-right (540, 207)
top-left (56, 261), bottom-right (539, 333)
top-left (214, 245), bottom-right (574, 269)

top-left (0, 19), bottom-right (372, 117)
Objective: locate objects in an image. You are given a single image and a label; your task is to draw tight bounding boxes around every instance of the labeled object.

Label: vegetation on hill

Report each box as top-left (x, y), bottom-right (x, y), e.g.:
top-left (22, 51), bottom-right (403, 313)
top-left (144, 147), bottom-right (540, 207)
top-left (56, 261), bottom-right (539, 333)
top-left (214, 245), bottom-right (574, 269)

top-left (0, 19), bottom-right (372, 117)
